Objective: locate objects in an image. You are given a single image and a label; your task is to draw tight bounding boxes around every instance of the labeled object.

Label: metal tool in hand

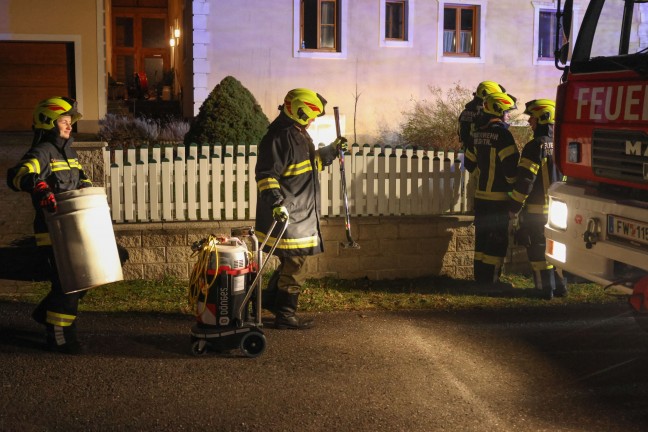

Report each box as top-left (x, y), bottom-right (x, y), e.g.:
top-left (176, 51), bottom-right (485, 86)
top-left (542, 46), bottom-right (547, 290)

top-left (333, 106), bottom-right (360, 249)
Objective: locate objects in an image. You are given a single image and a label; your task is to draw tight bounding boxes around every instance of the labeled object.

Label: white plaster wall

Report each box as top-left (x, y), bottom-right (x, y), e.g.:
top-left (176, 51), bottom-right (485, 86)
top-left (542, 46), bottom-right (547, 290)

top-left (200, 0), bottom-right (575, 144)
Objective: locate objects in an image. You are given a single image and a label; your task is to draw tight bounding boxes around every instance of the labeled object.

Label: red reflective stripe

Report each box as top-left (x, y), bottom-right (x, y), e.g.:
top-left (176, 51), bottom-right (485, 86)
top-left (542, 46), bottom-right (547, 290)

top-left (206, 265), bottom-right (252, 276)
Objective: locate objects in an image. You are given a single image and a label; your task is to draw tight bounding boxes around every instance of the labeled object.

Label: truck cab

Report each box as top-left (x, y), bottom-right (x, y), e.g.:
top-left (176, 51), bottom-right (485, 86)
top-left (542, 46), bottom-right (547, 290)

top-left (545, 0), bottom-right (648, 293)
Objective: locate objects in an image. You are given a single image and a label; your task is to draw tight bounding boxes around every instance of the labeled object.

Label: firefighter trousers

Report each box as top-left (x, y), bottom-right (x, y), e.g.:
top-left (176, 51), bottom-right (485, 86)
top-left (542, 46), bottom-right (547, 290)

top-left (473, 199), bottom-right (510, 284)
top-left (520, 213), bottom-right (566, 297)
top-left (32, 246), bottom-right (82, 343)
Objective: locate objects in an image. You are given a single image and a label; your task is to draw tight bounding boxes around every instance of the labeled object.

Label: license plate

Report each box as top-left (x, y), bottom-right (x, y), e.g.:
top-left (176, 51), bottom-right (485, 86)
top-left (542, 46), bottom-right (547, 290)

top-left (607, 215), bottom-right (648, 247)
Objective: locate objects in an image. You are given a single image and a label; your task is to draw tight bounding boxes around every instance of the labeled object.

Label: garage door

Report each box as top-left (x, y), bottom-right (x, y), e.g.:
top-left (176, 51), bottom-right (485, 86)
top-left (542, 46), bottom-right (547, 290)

top-left (0, 41), bottom-right (73, 132)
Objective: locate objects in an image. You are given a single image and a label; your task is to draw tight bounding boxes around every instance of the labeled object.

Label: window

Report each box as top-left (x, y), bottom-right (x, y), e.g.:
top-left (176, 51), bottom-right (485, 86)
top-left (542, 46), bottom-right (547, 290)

top-left (443, 5), bottom-right (477, 56)
top-left (112, 10), bottom-right (169, 89)
top-left (532, 1), bottom-right (578, 65)
top-left (294, 0), bottom-right (347, 58)
top-left (538, 10), bottom-right (558, 59)
top-left (386, 1), bottom-right (405, 40)
top-left (380, 0), bottom-right (413, 47)
top-left (437, 1), bottom-right (486, 63)
top-left (301, 0), bottom-right (338, 51)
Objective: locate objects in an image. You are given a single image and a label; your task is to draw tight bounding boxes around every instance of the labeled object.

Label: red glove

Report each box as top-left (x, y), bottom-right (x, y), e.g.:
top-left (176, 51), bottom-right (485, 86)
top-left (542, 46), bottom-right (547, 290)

top-left (33, 181), bottom-right (57, 213)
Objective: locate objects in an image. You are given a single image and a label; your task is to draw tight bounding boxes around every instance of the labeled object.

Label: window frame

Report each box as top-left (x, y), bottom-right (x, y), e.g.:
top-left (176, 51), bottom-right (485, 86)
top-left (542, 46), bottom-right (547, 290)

top-left (532, 1), bottom-right (580, 66)
top-left (443, 5), bottom-right (477, 57)
top-left (380, 0), bottom-right (413, 48)
top-left (112, 8), bottom-right (169, 85)
top-left (294, 0), bottom-right (348, 59)
top-left (437, 0), bottom-right (486, 64)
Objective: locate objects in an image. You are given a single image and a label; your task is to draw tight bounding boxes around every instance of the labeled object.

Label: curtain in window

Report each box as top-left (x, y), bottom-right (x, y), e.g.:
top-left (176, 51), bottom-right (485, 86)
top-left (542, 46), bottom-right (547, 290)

top-left (460, 31), bottom-right (473, 53)
top-left (443, 30), bottom-right (455, 52)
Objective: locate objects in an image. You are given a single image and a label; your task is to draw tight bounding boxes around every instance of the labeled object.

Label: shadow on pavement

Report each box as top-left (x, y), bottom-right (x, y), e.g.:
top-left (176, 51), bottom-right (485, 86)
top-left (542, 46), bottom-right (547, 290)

top-left (0, 237), bottom-right (49, 282)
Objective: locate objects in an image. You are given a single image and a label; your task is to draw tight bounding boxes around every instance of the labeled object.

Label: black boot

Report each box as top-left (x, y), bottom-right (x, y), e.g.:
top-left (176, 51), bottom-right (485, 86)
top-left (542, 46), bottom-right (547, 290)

top-left (31, 301), bottom-right (47, 326)
top-left (46, 324), bottom-right (83, 355)
top-left (274, 289), bottom-right (314, 330)
top-left (554, 271), bottom-right (568, 298)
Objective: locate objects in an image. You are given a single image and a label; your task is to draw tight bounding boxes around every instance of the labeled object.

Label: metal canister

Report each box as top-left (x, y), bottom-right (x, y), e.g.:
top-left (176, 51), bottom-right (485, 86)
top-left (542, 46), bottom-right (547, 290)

top-left (45, 187), bottom-right (123, 293)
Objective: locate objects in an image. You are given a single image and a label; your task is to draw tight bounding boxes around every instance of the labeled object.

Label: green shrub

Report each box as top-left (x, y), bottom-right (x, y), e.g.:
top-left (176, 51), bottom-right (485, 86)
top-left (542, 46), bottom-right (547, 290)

top-left (184, 76), bottom-right (269, 147)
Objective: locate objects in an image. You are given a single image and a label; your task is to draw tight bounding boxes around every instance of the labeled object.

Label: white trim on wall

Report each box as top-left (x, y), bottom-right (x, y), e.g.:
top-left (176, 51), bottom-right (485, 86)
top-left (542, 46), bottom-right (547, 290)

top-left (379, 0), bottom-right (414, 48)
top-left (436, 0), bottom-right (487, 64)
top-left (97, 0), bottom-right (107, 121)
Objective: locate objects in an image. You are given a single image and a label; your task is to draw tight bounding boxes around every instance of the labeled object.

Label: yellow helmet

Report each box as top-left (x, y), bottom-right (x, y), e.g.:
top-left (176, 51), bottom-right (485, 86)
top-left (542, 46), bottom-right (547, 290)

top-left (33, 97), bottom-right (82, 131)
top-left (282, 88), bottom-right (327, 125)
top-left (524, 99), bottom-right (555, 125)
top-left (483, 92), bottom-right (517, 117)
top-left (474, 81), bottom-right (506, 99)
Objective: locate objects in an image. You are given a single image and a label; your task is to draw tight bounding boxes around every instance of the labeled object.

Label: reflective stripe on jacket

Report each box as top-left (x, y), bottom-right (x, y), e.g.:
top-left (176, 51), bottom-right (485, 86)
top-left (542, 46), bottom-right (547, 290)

top-left (255, 114), bottom-right (336, 257)
top-left (509, 125), bottom-right (559, 215)
top-left (7, 135), bottom-right (92, 245)
top-left (458, 97), bottom-right (482, 150)
top-left (464, 119), bottom-right (519, 201)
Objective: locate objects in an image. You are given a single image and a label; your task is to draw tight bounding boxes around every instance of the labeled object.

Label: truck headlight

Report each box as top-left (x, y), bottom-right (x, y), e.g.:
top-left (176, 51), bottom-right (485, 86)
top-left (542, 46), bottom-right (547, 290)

top-left (548, 198), bottom-right (568, 230)
top-left (546, 239), bottom-right (566, 263)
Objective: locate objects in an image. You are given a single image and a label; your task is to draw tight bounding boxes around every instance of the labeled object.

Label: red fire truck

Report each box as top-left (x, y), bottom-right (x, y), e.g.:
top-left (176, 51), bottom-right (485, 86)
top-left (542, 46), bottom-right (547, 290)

top-left (545, 0), bottom-right (648, 313)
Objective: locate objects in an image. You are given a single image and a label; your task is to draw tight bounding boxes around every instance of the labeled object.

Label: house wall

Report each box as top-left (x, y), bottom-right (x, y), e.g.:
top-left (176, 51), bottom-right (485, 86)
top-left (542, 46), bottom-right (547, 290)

top-left (197, 0), bottom-right (583, 144)
top-left (0, 0), bottom-right (106, 134)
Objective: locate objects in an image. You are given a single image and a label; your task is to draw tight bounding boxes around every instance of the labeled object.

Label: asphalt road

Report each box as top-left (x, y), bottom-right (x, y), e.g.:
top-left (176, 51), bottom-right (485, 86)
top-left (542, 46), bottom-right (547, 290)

top-left (1, 300), bottom-right (647, 432)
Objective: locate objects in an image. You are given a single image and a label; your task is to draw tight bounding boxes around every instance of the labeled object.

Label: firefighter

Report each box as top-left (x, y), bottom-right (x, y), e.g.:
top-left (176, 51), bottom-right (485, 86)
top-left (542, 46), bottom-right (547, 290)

top-left (464, 92), bottom-right (519, 287)
top-left (458, 81), bottom-right (507, 151)
top-left (509, 99), bottom-right (567, 300)
top-left (255, 88), bottom-right (347, 330)
top-left (6, 97), bottom-right (92, 354)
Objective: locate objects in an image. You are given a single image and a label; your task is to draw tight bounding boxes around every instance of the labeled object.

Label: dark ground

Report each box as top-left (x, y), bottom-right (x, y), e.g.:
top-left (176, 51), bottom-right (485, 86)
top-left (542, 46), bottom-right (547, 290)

top-left (1, 299), bottom-right (647, 431)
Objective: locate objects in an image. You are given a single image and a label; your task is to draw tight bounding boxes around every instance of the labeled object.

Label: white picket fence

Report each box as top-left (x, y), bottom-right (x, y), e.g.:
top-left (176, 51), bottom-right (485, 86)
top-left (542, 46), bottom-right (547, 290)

top-left (103, 143), bottom-right (470, 223)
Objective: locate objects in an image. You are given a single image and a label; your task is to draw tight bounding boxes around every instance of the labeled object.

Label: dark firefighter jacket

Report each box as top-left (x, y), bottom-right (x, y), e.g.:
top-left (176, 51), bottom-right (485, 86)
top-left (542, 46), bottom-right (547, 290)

top-left (457, 97), bottom-right (483, 150)
top-left (464, 118), bottom-right (519, 201)
top-left (255, 113), bottom-right (337, 257)
top-left (509, 124), bottom-right (559, 215)
top-left (6, 132), bottom-right (92, 246)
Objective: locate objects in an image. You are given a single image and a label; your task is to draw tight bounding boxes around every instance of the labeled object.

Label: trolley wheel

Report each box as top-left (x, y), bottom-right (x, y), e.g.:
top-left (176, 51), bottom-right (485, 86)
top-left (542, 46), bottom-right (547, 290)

top-left (191, 339), bottom-right (208, 356)
top-left (240, 331), bottom-right (266, 358)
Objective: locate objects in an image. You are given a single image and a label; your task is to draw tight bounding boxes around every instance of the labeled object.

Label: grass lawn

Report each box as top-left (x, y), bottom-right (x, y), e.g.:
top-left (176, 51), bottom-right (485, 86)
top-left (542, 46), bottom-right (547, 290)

top-left (1, 273), bottom-right (627, 315)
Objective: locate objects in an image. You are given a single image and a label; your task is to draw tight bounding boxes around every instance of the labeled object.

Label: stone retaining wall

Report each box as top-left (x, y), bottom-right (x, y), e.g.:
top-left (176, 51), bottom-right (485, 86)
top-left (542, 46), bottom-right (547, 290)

top-left (114, 215), bottom-right (478, 281)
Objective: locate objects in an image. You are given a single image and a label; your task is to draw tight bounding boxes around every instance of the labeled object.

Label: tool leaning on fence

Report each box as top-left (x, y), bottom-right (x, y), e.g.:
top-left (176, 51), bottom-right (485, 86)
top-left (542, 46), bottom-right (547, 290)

top-left (333, 106), bottom-right (360, 249)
